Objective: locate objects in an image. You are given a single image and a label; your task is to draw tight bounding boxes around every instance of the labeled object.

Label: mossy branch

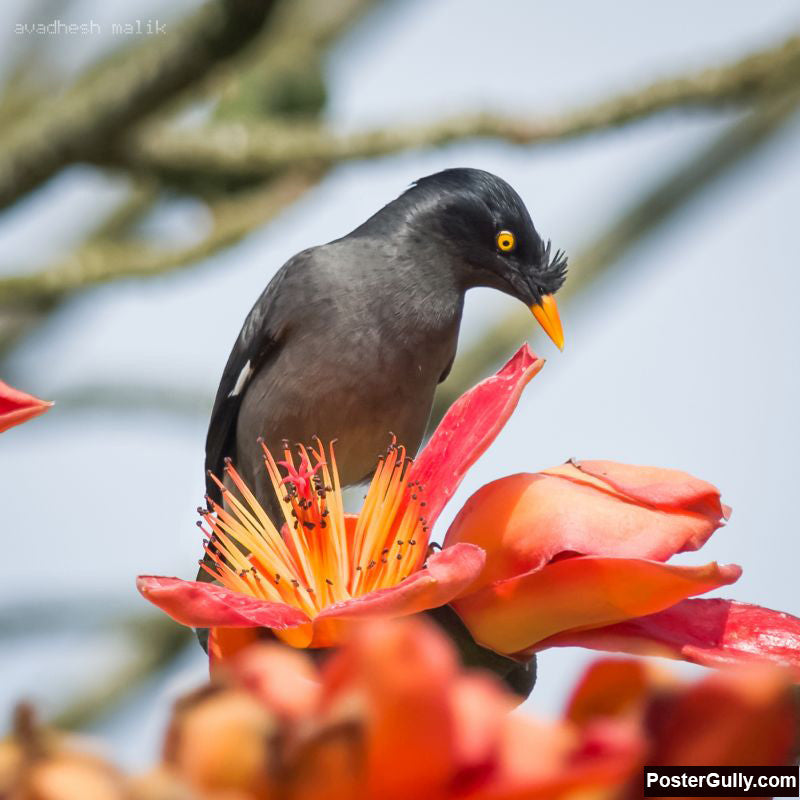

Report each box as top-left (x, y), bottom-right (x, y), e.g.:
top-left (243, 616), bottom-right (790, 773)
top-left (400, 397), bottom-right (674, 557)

top-left (120, 34), bottom-right (800, 181)
top-left (0, 171), bottom-right (319, 310)
top-left (0, 0), bottom-right (278, 211)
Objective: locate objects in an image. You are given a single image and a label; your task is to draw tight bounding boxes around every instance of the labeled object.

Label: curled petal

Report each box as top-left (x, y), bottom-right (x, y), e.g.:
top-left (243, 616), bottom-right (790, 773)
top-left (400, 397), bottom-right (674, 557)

top-left (542, 598), bottom-right (800, 673)
top-left (408, 345), bottom-right (544, 527)
top-left (313, 544), bottom-right (485, 637)
top-left (445, 466), bottom-right (728, 591)
top-left (136, 575), bottom-right (310, 629)
top-left (451, 557), bottom-right (741, 656)
top-left (0, 380), bottom-right (51, 433)
top-left (544, 460), bottom-right (730, 522)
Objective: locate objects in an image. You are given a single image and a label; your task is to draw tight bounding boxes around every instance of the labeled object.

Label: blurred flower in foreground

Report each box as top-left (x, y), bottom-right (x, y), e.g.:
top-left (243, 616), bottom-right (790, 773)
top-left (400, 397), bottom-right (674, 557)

top-left (567, 656), bottom-right (799, 797)
top-left (140, 618), bottom-right (640, 800)
top-left (0, 379), bottom-right (51, 433)
top-left (5, 621), bottom-right (796, 800)
top-left (0, 704), bottom-right (127, 800)
top-left (138, 346), bottom-right (800, 676)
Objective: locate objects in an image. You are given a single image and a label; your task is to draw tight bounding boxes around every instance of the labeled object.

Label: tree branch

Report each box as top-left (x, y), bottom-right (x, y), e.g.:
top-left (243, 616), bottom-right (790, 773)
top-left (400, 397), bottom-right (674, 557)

top-left (0, 0), bottom-right (279, 211)
top-left (0, 171), bottom-right (319, 310)
top-left (120, 34), bottom-right (800, 181)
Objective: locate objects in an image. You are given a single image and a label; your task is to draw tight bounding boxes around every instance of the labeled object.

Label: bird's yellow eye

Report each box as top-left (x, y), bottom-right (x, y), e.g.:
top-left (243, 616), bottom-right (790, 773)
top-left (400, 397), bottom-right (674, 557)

top-left (496, 230), bottom-right (516, 252)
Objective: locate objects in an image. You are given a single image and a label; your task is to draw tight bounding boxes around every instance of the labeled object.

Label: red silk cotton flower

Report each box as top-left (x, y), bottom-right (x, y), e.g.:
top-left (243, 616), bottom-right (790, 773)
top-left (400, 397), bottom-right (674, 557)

top-left (154, 618), bottom-right (641, 800)
top-left (0, 380), bottom-right (51, 433)
top-left (138, 346), bottom-right (800, 673)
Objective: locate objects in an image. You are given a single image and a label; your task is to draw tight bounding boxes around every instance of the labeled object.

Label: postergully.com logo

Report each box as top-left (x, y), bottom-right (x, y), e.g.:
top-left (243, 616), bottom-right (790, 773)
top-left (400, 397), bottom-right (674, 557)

top-left (643, 767), bottom-right (799, 797)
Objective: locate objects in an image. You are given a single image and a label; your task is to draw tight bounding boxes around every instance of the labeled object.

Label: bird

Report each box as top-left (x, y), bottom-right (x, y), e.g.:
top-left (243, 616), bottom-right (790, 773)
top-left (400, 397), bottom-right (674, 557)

top-left (203, 167), bottom-right (567, 522)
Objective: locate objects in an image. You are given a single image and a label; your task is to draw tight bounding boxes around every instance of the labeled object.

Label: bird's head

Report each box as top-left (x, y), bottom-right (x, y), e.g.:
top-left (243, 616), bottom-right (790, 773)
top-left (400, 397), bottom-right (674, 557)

top-left (395, 168), bottom-right (567, 350)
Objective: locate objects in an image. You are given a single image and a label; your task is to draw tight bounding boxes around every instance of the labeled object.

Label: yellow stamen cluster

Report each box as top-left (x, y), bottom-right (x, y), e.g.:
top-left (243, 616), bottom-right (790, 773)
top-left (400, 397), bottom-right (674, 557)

top-left (199, 439), bottom-right (428, 616)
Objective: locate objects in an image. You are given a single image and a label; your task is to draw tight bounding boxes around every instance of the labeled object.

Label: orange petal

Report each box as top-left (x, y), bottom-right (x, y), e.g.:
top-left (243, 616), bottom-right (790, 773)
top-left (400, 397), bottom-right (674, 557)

top-left (228, 644), bottom-right (320, 720)
top-left (451, 557), bottom-right (741, 656)
top-left (445, 467), bottom-right (728, 593)
top-left (309, 543), bottom-right (485, 647)
top-left (565, 658), bottom-right (662, 726)
top-left (548, 459), bottom-right (731, 520)
top-left (323, 618), bottom-right (460, 800)
top-left (208, 627), bottom-right (261, 676)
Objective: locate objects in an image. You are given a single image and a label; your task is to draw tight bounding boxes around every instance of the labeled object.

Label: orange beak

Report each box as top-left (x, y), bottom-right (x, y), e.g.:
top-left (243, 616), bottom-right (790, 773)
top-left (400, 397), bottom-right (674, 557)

top-left (531, 294), bottom-right (564, 351)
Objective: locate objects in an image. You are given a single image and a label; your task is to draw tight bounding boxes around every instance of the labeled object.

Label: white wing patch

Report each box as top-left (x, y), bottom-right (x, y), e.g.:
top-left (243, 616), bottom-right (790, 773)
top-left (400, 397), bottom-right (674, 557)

top-left (228, 360), bottom-right (253, 398)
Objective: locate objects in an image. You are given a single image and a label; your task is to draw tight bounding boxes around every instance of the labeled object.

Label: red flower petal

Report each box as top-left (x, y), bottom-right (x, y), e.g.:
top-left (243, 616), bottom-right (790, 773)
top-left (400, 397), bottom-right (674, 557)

top-left (451, 557), bottom-right (741, 656)
top-left (408, 345), bottom-right (544, 528)
top-left (0, 380), bottom-right (51, 433)
top-left (315, 543), bottom-right (485, 626)
top-left (136, 575), bottom-right (310, 629)
top-left (541, 598), bottom-right (800, 673)
top-left (444, 467), bottom-right (729, 592)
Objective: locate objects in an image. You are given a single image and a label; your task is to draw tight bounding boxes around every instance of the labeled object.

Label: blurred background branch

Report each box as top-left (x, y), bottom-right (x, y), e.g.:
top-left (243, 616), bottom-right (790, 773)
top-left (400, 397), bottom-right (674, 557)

top-left (0, 27), bottom-right (798, 364)
top-left (0, 0), bottom-right (278, 210)
top-left (119, 34), bottom-right (800, 181)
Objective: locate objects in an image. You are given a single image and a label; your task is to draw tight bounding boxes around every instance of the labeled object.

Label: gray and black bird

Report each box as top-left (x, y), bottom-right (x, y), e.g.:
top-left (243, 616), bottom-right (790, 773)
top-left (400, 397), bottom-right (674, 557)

top-left (204, 168), bottom-right (566, 520)
top-left (200, 168), bottom-right (566, 690)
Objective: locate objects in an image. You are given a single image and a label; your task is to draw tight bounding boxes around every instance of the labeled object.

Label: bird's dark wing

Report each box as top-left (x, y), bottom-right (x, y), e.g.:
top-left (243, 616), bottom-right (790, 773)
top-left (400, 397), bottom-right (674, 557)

top-left (204, 261), bottom-right (295, 503)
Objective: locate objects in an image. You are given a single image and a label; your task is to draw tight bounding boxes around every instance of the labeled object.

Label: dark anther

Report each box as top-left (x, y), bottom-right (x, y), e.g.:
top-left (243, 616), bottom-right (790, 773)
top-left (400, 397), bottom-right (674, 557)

top-left (326, 579), bottom-right (333, 586)
top-left (368, 560), bottom-right (376, 569)
top-left (303, 521), bottom-right (316, 530)
top-left (396, 553), bottom-right (402, 560)
top-left (291, 579), bottom-right (299, 587)
top-left (409, 539), bottom-right (416, 546)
